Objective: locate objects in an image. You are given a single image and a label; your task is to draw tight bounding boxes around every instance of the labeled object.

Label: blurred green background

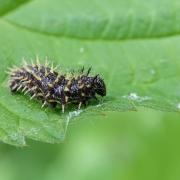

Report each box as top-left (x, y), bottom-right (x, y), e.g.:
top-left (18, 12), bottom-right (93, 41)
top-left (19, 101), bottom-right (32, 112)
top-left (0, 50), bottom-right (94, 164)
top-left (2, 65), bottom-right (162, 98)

top-left (1, 109), bottom-right (180, 180)
top-left (1, 0), bottom-right (180, 179)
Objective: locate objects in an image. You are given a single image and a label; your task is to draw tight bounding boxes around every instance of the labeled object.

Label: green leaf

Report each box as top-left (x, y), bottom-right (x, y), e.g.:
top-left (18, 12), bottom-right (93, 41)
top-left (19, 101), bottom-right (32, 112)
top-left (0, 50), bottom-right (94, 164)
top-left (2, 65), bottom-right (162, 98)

top-left (0, 0), bottom-right (180, 146)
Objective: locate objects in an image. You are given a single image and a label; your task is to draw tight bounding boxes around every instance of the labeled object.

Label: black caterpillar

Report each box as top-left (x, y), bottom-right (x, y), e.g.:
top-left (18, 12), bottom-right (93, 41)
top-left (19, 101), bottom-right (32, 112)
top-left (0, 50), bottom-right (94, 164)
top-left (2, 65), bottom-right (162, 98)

top-left (7, 58), bottom-right (106, 113)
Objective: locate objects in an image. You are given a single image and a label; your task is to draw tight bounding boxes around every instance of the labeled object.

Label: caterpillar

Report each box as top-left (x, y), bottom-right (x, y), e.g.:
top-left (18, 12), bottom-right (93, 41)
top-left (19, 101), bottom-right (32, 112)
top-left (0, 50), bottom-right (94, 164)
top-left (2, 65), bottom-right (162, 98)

top-left (7, 58), bottom-right (106, 113)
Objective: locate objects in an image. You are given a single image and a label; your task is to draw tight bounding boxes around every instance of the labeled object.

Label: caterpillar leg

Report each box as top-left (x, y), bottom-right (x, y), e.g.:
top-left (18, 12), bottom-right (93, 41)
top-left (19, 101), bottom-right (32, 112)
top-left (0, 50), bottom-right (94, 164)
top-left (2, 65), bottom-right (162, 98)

top-left (10, 83), bottom-right (18, 92)
top-left (78, 102), bottom-right (82, 110)
top-left (41, 101), bottom-right (47, 108)
top-left (62, 104), bottom-right (65, 113)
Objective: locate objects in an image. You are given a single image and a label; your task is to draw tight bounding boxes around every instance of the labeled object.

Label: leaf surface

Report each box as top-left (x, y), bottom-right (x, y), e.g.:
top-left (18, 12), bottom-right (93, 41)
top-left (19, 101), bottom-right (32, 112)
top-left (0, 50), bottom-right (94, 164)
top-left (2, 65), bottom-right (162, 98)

top-left (0, 0), bottom-right (180, 146)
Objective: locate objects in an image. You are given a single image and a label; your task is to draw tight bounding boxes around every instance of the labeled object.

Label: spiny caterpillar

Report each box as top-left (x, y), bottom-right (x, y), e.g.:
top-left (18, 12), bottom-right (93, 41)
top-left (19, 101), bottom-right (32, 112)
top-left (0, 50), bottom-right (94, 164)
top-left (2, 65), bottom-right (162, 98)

top-left (7, 58), bottom-right (106, 113)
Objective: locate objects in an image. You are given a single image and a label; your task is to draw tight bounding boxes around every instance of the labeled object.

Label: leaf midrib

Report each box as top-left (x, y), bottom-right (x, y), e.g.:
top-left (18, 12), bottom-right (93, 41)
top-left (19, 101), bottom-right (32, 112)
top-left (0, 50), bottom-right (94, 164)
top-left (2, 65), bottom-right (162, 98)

top-left (1, 18), bottom-right (180, 42)
top-left (1, 0), bottom-right (180, 41)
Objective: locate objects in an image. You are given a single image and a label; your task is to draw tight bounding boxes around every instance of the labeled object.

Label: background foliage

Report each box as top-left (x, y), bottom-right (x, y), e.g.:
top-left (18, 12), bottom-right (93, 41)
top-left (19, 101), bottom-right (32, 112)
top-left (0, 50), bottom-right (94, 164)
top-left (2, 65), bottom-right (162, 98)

top-left (0, 0), bottom-right (180, 179)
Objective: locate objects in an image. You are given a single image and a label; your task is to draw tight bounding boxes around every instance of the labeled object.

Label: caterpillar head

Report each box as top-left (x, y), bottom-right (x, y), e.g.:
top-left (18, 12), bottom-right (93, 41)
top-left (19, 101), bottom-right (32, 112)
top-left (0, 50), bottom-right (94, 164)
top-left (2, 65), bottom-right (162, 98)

top-left (93, 75), bottom-right (106, 97)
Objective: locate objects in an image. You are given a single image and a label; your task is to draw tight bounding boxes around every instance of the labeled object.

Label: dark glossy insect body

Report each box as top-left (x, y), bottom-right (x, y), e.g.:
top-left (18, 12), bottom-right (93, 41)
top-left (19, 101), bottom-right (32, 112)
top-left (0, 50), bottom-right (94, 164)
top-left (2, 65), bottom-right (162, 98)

top-left (8, 59), bottom-right (106, 113)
